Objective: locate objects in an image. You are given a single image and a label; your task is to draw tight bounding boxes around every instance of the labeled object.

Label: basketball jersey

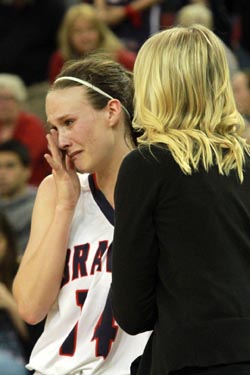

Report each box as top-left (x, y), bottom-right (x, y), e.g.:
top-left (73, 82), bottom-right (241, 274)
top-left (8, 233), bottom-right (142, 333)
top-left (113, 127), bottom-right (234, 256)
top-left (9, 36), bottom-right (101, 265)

top-left (27, 173), bottom-right (150, 375)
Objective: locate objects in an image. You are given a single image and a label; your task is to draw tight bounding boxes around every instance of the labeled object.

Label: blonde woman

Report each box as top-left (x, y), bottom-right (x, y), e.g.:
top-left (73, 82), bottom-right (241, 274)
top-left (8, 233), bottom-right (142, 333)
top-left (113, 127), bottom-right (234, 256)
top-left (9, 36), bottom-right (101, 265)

top-left (48, 3), bottom-right (136, 83)
top-left (112, 25), bottom-right (250, 375)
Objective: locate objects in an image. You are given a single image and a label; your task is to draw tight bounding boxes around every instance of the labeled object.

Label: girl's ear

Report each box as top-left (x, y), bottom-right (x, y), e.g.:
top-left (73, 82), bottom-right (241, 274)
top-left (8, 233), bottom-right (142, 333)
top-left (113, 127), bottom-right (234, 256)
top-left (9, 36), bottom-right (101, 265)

top-left (106, 99), bottom-right (123, 127)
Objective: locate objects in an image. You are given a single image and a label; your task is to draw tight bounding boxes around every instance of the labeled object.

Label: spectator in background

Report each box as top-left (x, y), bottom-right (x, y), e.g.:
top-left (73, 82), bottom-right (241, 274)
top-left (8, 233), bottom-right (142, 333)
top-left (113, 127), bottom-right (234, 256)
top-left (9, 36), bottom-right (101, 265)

top-left (233, 0), bottom-right (250, 68)
top-left (174, 0), bottom-right (233, 49)
top-left (72, 0), bottom-right (163, 53)
top-left (0, 74), bottom-right (50, 186)
top-left (175, 2), bottom-right (239, 78)
top-left (232, 69), bottom-right (250, 121)
top-left (0, 140), bottom-right (45, 363)
top-left (48, 3), bottom-right (136, 83)
top-left (0, 140), bottom-right (37, 258)
top-left (232, 69), bottom-right (250, 142)
top-left (0, 212), bottom-right (29, 375)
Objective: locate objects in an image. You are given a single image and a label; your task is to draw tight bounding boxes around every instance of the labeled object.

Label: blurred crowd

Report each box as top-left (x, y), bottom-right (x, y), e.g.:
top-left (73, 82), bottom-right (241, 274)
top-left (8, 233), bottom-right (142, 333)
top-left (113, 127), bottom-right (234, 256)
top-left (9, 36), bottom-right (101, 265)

top-left (0, 0), bottom-right (250, 373)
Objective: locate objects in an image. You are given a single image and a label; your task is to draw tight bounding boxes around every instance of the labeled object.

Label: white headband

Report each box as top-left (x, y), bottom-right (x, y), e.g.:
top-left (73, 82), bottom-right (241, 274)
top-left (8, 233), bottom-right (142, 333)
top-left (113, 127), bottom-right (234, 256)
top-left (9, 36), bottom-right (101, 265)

top-left (55, 76), bottom-right (130, 119)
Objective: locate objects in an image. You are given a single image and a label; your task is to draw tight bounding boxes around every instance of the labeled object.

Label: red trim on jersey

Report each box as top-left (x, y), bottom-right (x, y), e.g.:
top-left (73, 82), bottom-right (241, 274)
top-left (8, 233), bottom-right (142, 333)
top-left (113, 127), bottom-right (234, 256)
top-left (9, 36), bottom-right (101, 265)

top-left (92, 173), bottom-right (99, 190)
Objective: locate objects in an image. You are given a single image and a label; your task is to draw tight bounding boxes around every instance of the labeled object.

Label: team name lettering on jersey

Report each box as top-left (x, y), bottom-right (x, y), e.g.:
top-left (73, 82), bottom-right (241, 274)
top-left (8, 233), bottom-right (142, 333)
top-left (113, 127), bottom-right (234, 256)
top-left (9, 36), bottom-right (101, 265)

top-left (61, 240), bottom-right (112, 287)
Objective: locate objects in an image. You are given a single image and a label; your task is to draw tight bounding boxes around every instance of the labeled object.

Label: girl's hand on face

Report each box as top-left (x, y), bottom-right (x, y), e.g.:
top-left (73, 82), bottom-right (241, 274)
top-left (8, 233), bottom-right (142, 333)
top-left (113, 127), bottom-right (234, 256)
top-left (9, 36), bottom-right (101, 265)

top-left (44, 130), bottom-right (80, 211)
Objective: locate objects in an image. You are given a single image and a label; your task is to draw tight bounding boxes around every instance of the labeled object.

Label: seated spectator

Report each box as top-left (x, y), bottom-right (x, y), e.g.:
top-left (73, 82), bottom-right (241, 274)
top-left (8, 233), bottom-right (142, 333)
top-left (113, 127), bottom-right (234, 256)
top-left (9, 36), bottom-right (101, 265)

top-left (0, 212), bottom-right (29, 375)
top-left (48, 3), bottom-right (136, 83)
top-left (0, 140), bottom-right (37, 258)
top-left (85, 0), bottom-right (163, 53)
top-left (175, 2), bottom-right (239, 78)
top-left (0, 74), bottom-right (51, 186)
top-left (233, 0), bottom-right (250, 69)
top-left (232, 69), bottom-right (250, 142)
top-left (174, 0), bottom-right (234, 49)
top-left (232, 69), bottom-right (250, 122)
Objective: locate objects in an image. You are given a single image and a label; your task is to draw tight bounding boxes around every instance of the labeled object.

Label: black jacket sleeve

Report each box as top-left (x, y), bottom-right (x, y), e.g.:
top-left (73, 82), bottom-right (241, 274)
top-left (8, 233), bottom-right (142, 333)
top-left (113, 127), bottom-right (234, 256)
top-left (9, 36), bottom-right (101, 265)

top-left (111, 148), bottom-right (159, 335)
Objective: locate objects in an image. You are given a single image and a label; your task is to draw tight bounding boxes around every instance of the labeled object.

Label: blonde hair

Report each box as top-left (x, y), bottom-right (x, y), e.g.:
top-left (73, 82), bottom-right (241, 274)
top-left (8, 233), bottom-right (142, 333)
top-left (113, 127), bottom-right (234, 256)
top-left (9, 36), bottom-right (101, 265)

top-left (58, 3), bottom-right (123, 60)
top-left (133, 25), bottom-right (250, 181)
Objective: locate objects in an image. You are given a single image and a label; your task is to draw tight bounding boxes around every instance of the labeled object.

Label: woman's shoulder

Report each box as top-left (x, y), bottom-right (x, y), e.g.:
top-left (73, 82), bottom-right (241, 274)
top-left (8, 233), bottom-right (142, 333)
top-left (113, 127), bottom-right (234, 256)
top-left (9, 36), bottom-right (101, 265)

top-left (124, 144), bottom-right (173, 165)
top-left (120, 144), bottom-right (179, 179)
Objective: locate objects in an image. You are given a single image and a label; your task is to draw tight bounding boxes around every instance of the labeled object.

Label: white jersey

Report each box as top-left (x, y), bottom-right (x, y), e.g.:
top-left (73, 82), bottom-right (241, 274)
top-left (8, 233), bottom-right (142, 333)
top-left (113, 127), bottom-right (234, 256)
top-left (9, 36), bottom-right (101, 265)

top-left (27, 173), bottom-right (150, 375)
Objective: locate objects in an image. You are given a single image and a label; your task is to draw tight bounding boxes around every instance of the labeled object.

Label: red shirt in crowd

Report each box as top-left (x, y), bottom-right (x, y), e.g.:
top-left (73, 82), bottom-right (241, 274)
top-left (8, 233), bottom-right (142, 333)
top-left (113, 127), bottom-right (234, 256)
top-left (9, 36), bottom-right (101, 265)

top-left (13, 111), bottom-right (51, 186)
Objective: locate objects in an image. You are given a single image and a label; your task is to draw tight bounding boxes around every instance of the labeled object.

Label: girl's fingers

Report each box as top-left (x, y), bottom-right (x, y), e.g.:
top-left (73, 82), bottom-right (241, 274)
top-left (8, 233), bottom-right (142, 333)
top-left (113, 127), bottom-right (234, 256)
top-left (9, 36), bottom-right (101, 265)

top-left (65, 154), bottom-right (75, 171)
top-left (46, 132), bottom-right (64, 165)
top-left (44, 153), bottom-right (58, 170)
top-left (46, 130), bottom-right (75, 174)
top-left (50, 129), bottom-right (59, 146)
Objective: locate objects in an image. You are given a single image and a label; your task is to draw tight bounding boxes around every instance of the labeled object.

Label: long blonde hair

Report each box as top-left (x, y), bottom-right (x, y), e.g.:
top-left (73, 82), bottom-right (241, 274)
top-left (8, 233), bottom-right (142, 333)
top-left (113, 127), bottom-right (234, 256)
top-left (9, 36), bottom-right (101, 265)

top-left (133, 25), bottom-right (250, 181)
top-left (58, 3), bottom-right (123, 60)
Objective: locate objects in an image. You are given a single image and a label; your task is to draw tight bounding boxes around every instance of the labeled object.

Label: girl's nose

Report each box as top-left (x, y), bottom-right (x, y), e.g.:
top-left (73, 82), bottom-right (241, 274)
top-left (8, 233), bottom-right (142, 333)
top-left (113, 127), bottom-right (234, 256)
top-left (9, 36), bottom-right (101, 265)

top-left (57, 130), bottom-right (70, 150)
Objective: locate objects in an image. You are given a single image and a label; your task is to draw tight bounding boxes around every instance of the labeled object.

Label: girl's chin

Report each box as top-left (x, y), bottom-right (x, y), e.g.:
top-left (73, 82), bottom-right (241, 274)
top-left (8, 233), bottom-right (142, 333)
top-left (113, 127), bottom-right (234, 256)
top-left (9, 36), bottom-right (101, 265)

top-left (73, 160), bottom-right (86, 173)
top-left (75, 165), bottom-right (91, 174)
top-left (74, 160), bottom-right (95, 174)
top-left (75, 167), bottom-right (86, 173)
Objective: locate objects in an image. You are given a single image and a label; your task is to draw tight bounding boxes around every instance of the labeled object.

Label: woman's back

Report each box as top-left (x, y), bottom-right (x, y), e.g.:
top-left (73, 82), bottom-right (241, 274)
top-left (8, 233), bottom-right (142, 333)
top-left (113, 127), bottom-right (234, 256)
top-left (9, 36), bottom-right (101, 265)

top-left (113, 144), bottom-right (250, 374)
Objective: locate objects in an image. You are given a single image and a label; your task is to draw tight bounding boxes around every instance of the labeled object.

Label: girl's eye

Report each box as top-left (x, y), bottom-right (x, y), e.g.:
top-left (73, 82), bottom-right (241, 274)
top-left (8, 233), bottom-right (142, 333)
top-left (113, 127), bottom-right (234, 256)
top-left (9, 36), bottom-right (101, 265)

top-left (65, 119), bottom-right (74, 126)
